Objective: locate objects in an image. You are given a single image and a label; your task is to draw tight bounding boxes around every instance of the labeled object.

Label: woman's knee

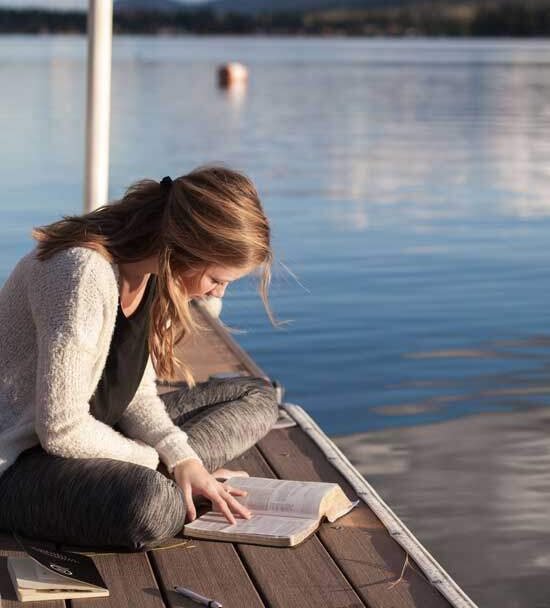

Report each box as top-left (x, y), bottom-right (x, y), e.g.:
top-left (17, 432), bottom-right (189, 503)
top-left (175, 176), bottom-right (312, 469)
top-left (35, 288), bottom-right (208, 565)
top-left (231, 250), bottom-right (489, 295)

top-left (202, 376), bottom-right (279, 427)
top-left (108, 466), bottom-right (187, 551)
top-left (0, 452), bottom-right (187, 551)
top-left (221, 377), bottom-right (279, 442)
top-left (243, 377), bottom-right (279, 428)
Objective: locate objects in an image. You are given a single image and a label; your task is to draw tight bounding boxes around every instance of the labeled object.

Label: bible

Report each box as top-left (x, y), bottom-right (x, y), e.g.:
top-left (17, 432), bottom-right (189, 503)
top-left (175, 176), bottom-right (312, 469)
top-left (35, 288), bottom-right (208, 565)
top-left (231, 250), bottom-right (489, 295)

top-left (7, 533), bottom-right (109, 602)
top-left (183, 476), bottom-right (359, 547)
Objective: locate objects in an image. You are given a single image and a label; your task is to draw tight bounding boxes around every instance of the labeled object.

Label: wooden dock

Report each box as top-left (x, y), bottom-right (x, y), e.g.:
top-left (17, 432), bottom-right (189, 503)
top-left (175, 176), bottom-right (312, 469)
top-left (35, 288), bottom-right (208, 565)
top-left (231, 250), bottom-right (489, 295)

top-left (0, 301), bottom-right (473, 607)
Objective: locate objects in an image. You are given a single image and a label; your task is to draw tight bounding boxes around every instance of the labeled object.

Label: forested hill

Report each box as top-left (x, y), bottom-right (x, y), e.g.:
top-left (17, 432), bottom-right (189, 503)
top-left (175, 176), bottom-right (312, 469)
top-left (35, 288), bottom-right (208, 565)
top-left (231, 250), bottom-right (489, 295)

top-left (114, 0), bottom-right (550, 13)
top-left (1, 0), bottom-right (550, 36)
top-left (206, 0), bottom-right (463, 14)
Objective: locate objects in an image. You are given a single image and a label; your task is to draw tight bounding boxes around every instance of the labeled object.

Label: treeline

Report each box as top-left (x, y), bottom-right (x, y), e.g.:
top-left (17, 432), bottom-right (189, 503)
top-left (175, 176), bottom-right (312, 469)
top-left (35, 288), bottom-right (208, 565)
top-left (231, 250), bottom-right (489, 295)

top-left (2, 4), bottom-right (550, 36)
top-left (314, 4), bottom-right (550, 36)
top-left (1, 8), bottom-right (297, 35)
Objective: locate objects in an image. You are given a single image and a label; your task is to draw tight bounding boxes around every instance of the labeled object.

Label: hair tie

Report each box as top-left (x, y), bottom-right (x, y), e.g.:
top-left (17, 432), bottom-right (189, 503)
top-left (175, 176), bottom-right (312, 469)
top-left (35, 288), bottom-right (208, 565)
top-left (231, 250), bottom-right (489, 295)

top-left (160, 175), bottom-right (173, 192)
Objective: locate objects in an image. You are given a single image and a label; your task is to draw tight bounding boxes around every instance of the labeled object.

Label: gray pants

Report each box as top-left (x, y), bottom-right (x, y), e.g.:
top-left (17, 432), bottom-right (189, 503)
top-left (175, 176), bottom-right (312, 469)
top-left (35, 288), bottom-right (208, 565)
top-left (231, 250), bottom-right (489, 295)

top-left (0, 376), bottom-right (278, 551)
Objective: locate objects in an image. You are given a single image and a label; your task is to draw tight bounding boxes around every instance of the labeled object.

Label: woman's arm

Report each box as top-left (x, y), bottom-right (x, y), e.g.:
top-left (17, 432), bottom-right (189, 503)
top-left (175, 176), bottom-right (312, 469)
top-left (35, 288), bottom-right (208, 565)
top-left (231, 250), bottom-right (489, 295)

top-left (117, 356), bottom-right (203, 475)
top-left (31, 252), bottom-right (160, 470)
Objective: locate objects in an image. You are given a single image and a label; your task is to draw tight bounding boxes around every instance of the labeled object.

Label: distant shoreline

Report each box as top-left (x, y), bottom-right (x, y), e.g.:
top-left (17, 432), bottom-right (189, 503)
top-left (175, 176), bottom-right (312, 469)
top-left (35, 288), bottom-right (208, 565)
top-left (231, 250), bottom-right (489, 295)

top-left (3, 5), bottom-right (550, 37)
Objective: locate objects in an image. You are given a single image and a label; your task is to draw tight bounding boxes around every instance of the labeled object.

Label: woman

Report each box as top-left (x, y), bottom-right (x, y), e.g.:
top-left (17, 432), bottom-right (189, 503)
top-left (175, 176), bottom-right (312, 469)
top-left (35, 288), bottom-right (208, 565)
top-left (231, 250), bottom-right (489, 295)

top-left (0, 164), bottom-right (280, 550)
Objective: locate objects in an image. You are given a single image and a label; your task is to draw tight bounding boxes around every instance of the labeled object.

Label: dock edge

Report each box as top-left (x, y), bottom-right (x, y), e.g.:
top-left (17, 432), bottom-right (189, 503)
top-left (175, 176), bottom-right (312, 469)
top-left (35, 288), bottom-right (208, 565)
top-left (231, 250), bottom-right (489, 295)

top-left (281, 402), bottom-right (479, 608)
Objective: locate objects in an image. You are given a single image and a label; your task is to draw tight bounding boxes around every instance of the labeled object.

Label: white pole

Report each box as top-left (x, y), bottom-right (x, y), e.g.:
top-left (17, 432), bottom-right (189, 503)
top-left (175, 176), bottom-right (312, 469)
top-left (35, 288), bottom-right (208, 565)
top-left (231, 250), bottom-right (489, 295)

top-left (84, 0), bottom-right (113, 213)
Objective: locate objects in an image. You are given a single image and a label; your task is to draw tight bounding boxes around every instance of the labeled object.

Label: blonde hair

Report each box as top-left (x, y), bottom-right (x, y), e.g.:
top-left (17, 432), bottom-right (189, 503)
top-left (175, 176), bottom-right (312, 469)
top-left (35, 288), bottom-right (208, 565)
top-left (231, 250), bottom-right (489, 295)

top-left (31, 163), bottom-right (277, 387)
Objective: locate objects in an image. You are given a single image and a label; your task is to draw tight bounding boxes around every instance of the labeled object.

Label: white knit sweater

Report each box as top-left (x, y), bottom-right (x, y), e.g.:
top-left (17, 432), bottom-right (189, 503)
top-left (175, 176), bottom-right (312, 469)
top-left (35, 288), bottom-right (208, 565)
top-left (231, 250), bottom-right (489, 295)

top-left (0, 245), bottom-right (203, 479)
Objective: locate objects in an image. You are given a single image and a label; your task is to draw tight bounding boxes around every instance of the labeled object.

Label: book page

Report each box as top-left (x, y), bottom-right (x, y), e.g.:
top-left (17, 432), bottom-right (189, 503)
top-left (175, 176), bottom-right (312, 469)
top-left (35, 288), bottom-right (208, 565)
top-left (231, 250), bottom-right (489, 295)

top-left (223, 476), bottom-right (338, 519)
top-left (184, 511), bottom-right (317, 539)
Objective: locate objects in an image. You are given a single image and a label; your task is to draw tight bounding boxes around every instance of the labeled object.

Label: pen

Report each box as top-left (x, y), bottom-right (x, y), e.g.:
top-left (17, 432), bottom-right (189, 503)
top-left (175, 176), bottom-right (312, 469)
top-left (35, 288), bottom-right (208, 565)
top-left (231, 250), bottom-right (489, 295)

top-left (173, 585), bottom-right (223, 608)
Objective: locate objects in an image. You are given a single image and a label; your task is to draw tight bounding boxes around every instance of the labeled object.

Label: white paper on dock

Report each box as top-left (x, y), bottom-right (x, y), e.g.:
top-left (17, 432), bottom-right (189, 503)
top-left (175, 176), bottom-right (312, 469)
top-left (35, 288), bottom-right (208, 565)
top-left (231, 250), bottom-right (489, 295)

top-left (184, 511), bottom-right (317, 538)
top-left (223, 476), bottom-right (337, 519)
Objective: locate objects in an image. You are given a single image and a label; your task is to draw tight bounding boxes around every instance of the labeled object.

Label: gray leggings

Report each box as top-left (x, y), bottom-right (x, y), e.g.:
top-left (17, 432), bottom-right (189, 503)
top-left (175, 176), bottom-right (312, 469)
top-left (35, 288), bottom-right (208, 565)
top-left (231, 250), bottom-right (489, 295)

top-left (0, 376), bottom-right (278, 551)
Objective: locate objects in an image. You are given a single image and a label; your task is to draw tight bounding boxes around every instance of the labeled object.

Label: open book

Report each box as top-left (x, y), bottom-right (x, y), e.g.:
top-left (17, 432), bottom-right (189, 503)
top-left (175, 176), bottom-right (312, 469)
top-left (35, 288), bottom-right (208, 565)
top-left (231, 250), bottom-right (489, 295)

top-left (183, 476), bottom-right (359, 547)
top-left (7, 534), bottom-right (109, 602)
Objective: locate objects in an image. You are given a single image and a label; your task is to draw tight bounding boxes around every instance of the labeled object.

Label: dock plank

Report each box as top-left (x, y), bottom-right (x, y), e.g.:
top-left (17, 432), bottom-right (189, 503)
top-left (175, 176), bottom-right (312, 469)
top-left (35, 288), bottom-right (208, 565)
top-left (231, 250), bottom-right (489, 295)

top-left (145, 454), bottom-right (265, 608)
top-left (191, 302), bottom-right (267, 379)
top-left (149, 534), bottom-right (265, 608)
top-left (171, 302), bottom-right (266, 384)
top-left (0, 533), bottom-right (66, 608)
top-left (68, 551), bottom-right (165, 608)
top-left (152, 443), bottom-right (366, 608)
top-left (258, 427), bottom-right (450, 608)
top-left (224, 445), bottom-right (366, 608)
top-left (62, 460), bottom-right (263, 608)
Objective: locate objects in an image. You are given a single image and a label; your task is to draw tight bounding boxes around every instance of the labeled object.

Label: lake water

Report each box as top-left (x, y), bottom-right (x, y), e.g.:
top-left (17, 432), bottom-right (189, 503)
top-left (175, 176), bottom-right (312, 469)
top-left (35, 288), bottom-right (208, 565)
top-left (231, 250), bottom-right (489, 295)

top-left (2, 35), bottom-right (550, 607)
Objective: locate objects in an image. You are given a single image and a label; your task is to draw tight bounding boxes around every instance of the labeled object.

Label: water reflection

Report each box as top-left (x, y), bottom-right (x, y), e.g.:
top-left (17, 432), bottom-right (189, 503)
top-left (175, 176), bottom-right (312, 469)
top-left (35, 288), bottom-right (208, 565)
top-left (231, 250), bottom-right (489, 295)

top-left (3, 37), bottom-right (550, 608)
top-left (320, 60), bottom-right (550, 222)
top-left (219, 79), bottom-right (248, 107)
top-left (334, 405), bottom-right (550, 607)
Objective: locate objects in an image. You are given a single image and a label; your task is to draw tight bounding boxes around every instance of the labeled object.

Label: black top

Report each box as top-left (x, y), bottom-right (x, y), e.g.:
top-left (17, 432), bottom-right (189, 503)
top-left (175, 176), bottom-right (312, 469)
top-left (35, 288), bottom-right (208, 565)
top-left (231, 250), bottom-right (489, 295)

top-left (89, 274), bottom-right (157, 427)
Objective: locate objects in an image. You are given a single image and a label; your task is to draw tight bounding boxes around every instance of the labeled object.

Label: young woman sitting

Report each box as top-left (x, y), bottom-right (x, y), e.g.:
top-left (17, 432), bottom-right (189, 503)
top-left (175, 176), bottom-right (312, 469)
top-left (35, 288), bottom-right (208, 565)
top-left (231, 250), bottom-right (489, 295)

top-left (0, 164), bottom-right (280, 550)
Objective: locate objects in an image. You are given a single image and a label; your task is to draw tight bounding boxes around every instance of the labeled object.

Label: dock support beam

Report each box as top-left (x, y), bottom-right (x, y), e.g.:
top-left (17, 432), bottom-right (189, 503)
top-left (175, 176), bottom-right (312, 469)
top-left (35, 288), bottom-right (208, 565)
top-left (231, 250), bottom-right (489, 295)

top-left (84, 0), bottom-right (113, 212)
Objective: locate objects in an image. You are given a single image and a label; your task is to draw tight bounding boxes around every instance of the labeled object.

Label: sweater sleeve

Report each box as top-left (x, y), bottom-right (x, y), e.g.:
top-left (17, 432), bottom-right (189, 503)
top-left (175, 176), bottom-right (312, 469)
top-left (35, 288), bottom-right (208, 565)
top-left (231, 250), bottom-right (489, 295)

top-left (31, 254), bottom-right (160, 470)
top-left (117, 355), bottom-right (203, 475)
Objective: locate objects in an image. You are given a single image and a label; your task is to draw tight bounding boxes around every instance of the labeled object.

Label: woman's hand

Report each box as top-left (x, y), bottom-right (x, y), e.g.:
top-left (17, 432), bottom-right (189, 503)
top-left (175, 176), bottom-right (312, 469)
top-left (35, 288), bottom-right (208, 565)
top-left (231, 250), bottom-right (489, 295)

top-left (173, 459), bottom-right (252, 524)
top-left (212, 467), bottom-right (250, 481)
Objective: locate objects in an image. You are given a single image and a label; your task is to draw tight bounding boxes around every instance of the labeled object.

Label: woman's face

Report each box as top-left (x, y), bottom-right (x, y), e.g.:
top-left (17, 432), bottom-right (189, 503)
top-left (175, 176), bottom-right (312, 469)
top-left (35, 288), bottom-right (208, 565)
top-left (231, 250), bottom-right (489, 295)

top-left (182, 264), bottom-right (253, 300)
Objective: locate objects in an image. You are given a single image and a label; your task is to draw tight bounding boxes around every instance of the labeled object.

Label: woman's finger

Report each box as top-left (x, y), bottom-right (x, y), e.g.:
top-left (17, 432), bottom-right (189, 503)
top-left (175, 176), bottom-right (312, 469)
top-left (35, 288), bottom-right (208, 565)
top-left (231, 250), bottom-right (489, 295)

top-left (222, 483), bottom-right (248, 497)
top-left (228, 487), bottom-right (248, 497)
top-left (183, 483), bottom-right (196, 522)
top-left (222, 491), bottom-right (252, 519)
top-left (223, 484), bottom-right (247, 496)
top-left (213, 495), bottom-right (236, 525)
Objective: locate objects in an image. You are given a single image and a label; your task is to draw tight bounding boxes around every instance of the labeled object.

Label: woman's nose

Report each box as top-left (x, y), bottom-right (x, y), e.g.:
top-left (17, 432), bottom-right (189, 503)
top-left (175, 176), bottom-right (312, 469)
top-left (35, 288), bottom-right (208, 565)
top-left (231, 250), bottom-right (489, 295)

top-left (206, 283), bottom-right (227, 298)
top-left (214, 283), bottom-right (227, 298)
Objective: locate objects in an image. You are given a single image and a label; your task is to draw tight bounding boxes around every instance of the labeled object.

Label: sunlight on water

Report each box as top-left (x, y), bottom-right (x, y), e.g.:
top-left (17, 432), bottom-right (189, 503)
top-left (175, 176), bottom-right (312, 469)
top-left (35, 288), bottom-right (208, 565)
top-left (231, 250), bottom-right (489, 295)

top-left (2, 37), bottom-right (550, 607)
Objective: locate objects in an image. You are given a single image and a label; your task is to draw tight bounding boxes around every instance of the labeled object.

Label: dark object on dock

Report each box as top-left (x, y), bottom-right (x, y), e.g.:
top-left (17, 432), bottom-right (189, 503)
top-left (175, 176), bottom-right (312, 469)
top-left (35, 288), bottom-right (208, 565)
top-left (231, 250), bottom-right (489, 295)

top-left (0, 301), bottom-right (475, 607)
top-left (271, 379), bottom-right (285, 404)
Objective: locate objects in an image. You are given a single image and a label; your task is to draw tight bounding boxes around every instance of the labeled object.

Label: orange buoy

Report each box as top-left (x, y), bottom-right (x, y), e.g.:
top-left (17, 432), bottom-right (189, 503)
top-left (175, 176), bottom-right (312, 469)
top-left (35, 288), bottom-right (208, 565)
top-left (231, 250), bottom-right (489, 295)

top-left (218, 62), bottom-right (248, 88)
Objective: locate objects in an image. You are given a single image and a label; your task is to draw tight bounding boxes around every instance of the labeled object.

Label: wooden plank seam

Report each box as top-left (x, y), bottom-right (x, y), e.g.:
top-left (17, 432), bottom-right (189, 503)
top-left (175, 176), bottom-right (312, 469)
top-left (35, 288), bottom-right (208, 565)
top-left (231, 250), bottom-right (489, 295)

top-left (281, 403), bottom-right (479, 608)
top-left (232, 445), bottom-right (365, 608)
top-left (189, 309), bottom-right (449, 606)
top-left (232, 543), bottom-right (271, 608)
top-left (145, 551), bottom-right (171, 608)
